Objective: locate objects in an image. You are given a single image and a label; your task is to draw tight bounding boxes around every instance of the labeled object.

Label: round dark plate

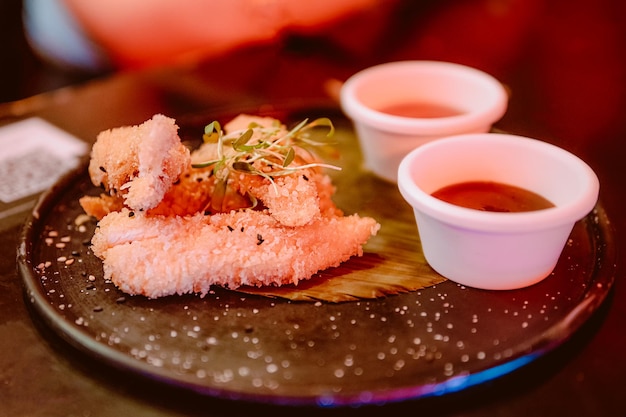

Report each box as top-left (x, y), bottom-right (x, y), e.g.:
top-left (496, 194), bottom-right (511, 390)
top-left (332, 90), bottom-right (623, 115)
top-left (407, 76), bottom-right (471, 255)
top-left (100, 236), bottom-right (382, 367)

top-left (17, 105), bottom-right (616, 406)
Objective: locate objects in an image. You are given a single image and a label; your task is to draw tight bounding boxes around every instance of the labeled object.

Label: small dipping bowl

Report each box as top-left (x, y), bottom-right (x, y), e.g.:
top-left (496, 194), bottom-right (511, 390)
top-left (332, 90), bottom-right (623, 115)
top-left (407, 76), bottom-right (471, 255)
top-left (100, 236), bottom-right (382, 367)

top-left (340, 60), bottom-right (508, 182)
top-left (397, 133), bottom-right (600, 290)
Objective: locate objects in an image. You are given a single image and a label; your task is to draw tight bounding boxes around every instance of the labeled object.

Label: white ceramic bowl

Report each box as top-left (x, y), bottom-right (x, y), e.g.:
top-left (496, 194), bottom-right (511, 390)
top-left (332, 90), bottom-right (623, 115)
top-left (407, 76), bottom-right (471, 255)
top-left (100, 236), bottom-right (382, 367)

top-left (397, 133), bottom-right (600, 290)
top-left (340, 60), bottom-right (508, 182)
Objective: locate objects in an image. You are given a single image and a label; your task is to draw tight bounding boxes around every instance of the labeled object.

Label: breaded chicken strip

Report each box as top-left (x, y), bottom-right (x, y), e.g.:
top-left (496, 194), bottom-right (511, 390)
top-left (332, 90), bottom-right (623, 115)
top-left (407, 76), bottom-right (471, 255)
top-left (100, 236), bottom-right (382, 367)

top-left (92, 208), bottom-right (380, 298)
top-left (87, 114), bottom-right (190, 211)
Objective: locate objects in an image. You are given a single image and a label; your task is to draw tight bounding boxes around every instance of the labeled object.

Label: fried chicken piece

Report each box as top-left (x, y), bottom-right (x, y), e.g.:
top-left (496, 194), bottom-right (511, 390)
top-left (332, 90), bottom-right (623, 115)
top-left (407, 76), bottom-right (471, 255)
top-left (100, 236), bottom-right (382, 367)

top-left (92, 208), bottom-right (380, 298)
top-left (79, 193), bottom-right (124, 220)
top-left (86, 114), bottom-right (190, 212)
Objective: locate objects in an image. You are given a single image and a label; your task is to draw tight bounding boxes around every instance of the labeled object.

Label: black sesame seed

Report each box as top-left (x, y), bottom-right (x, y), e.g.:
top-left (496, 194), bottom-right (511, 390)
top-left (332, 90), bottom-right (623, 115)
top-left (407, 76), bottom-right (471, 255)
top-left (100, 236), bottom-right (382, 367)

top-left (227, 225), bottom-right (234, 232)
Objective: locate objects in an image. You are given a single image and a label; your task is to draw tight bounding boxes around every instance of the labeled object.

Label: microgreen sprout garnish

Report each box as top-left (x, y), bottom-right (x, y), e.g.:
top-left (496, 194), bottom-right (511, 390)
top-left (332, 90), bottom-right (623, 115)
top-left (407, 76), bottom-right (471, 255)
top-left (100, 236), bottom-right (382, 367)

top-left (192, 118), bottom-right (340, 196)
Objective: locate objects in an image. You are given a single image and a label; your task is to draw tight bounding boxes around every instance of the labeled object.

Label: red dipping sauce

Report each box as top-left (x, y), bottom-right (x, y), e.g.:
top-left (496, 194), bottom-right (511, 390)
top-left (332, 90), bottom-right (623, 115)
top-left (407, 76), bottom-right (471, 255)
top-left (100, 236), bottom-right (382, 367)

top-left (431, 181), bottom-right (555, 213)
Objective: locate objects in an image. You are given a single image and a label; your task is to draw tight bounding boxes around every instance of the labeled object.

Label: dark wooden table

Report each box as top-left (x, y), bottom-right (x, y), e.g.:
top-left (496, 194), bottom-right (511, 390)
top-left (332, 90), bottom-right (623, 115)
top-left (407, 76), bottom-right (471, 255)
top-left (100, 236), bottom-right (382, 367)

top-left (2, 1), bottom-right (625, 416)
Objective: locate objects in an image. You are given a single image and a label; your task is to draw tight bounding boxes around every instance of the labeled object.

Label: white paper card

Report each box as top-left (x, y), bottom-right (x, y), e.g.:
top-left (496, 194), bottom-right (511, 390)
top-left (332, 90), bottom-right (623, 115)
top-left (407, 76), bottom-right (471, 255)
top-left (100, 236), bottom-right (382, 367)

top-left (0, 118), bottom-right (87, 203)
